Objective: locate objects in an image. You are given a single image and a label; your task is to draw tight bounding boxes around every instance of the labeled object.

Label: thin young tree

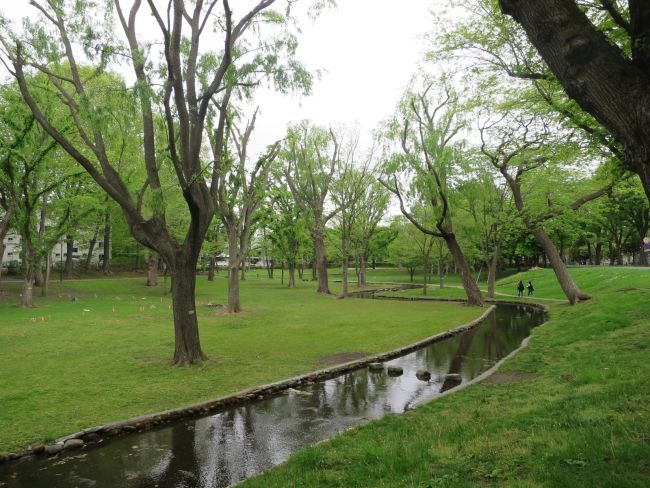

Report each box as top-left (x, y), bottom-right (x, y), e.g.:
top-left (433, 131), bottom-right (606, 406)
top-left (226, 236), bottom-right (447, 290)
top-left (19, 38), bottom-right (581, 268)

top-left (331, 161), bottom-right (369, 298)
top-left (213, 108), bottom-right (281, 313)
top-left (284, 122), bottom-right (343, 295)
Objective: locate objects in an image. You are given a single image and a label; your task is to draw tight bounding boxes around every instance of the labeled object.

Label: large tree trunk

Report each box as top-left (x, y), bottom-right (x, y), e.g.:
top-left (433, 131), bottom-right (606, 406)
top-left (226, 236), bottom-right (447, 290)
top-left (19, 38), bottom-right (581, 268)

top-left (21, 240), bottom-right (36, 308)
top-left (102, 211), bottom-right (111, 274)
top-left (443, 234), bottom-right (484, 306)
top-left (146, 252), bottom-right (159, 286)
top-left (288, 263), bottom-right (296, 288)
top-left (595, 242), bottom-right (602, 265)
top-left (532, 227), bottom-right (591, 304)
top-left (170, 258), bottom-right (206, 366)
top-left (313, 226), bottom-right (330, 294)
top-left (498, 0), bottom-right (650, 202)
top-left (358, 254), bottom-right (367, 287)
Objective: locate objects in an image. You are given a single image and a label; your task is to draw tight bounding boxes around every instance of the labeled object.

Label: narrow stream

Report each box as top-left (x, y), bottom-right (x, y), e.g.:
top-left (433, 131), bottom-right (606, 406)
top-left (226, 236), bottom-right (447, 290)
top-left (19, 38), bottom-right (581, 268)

top-left (0, 296), bottom-right (545, 488)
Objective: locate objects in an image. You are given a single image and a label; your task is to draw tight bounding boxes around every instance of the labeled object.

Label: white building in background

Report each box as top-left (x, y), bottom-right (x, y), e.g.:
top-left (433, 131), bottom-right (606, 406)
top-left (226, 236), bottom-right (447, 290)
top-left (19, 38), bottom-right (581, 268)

top-left (1, 232), bottom-right (106, 268)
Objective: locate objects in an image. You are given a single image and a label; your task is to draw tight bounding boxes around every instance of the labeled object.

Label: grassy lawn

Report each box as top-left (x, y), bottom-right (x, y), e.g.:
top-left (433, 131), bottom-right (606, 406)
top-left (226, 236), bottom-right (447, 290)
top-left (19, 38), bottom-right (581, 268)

top-left (0, 272), bottom-right (484, 453)
top-left (240, 266), bottom-right (650, 488)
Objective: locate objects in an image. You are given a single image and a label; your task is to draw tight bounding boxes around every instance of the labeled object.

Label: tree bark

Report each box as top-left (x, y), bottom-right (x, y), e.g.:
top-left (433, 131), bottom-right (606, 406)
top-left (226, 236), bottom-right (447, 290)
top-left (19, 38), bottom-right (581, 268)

top-left (487, 242), bottom-right (499, 299)
top-left (532, 227), bottom-right (590, 303)
top-left (65, 235), bottom-right (74, 277)
top-left (84, 225), bottom-right (100, 269)
top-left (146, 252), bottom-right (159, 286)
top-left (313, 226), bottom-right (330, 294)
top-left (595, 243), bottom-right (603, 265)
top-left (498, 0), bottom-right (650, 202)
top-left (227, 231), bottom-right (241, 313)
top-left (207, 253), bottom-right (216, 281)
top-left (288, 263), bottom-right (296, 288)
top-left (444, 234), bottom-right (484, 306)
top-left (170, 259), bottom-right (207, 366)
top-left (41, 254), bottom-right (51, 297)
top-left (341, 253), bottom-right (349, 298)
top-left (358, 254), bottom-right (367, 287)
top-left (21, 241), bottom-right (35, 308)
top-left (0, 208), bottom-right (11, 270)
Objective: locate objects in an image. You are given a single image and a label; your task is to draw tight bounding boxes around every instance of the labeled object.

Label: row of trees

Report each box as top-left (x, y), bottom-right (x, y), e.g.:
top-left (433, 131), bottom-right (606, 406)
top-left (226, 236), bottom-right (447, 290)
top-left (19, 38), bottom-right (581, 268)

top-left (1, 0), bottom-right (648, 366)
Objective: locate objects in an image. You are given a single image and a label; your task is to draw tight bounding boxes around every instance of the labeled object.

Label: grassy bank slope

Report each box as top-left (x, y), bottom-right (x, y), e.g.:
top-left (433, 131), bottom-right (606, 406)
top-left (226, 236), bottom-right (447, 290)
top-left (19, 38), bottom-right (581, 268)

top-left (0, 275), bottom-right (482, 453)
top-left (241, 267), bottom-right (650, 487)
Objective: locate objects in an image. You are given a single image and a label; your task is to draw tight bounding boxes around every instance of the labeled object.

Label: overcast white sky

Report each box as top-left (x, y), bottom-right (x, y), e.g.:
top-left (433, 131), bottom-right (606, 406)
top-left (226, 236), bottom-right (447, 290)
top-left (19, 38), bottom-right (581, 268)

top-left (3, 0), bottom-right (435, 157)
top-left (251, 0), bottom-right (434, 155)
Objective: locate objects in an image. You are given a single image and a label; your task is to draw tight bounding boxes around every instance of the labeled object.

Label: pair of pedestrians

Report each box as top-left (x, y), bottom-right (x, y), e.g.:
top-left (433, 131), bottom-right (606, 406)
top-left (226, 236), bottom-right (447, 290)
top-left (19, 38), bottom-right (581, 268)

top-left (517, 280), bottom-right (534, 297)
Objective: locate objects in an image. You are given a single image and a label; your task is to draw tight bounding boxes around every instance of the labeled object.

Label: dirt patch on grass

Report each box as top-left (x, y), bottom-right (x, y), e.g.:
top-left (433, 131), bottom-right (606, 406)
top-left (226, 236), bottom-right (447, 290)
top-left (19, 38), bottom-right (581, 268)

top-left (318, 351), bottom-right (368, 365)
top-left (484, 371), bottom-right (538, 384)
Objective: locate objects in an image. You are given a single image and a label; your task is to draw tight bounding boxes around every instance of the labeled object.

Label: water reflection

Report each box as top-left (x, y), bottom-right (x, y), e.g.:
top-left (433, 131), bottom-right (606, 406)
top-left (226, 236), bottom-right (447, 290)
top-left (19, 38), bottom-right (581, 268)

top-left (0, 305), bottom-right (544, 488)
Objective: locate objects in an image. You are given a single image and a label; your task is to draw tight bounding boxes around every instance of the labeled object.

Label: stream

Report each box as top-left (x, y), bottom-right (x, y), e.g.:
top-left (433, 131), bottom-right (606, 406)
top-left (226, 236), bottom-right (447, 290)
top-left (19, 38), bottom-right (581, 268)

top-left (0, 292), bottom-right (546, 488)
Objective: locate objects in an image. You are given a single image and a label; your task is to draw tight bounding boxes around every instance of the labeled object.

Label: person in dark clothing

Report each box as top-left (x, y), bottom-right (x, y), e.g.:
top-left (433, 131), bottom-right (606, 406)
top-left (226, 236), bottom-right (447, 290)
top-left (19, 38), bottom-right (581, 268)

top-left (527, 281), bottom-right (534, 296)
top-left (517, 280), bottom-right (525, 297)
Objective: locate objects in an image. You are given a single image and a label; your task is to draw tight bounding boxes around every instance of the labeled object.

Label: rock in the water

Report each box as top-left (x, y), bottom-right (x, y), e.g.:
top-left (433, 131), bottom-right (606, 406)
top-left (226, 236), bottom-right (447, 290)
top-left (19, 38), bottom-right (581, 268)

top-left (416, 369), bottom-right (431, 381)
top-left (368, 362), bottom-right (384, 372)
top-left (387, 365), bottom-right (403, 376)
top-left (63, 439), bottom-right (84, 450)
top-left (446, 373), bottom-right (461, 380)
top-left (84, 433), bottom-right (100, 443)
top-left (45, 443), bottom-right (64, 456)
top-left (287, 388), bottom-right (311, 397)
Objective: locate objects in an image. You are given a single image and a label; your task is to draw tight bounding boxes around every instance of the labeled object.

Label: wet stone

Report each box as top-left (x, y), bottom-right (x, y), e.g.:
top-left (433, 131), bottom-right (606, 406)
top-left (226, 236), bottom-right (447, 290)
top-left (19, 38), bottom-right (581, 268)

top-left (84, 433), bottom-right (100, 443)
top-left (45, 444), bottom-right (64, 456)
top-left (387, 365), bottom-right (403, 376)
top-left (63, 439), bottom-right (84, 450)
top-left (368, 362), bottom-right (384, 372)
top-left (416, 369), bottom-right (431, 381)
top-left (445, 373), bottom-right (461, 380)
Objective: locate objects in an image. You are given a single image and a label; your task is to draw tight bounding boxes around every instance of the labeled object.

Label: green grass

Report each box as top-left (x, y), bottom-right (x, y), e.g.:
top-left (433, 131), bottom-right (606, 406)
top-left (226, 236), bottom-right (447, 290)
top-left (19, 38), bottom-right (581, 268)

top-left (240, 266), bottom-right (650, 488)
top-left (0, 272), bottom-right (483, 453)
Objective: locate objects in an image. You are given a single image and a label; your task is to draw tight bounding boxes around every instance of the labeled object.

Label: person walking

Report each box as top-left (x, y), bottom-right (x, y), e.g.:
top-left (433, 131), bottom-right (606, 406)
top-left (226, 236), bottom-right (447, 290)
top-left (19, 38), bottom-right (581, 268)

top-left (517, 280), bottom-right (525, 297)
top-left (527, 281), bottom-right (534, 296)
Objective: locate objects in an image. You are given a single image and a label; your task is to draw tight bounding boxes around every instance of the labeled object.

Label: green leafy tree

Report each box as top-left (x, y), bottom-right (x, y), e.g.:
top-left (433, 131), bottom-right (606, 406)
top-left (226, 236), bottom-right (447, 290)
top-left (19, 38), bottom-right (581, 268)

top-left (1, 0), bottom-right (315, 365)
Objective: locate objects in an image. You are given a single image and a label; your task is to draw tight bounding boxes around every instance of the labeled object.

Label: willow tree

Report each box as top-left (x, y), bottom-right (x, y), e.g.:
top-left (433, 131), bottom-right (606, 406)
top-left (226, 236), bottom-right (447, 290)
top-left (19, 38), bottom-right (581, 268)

top-left (380, 82), bottom-right (484, 306)
top-left (0, 0), bottom-right (312, 365)
top-left (212, 108), bottom-right (281, 313)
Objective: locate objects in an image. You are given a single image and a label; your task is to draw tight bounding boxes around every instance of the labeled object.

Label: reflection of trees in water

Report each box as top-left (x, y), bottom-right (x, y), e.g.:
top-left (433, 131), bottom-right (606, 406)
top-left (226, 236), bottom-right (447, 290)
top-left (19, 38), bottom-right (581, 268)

top-left (440, 325), bottom-right (479, 392)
